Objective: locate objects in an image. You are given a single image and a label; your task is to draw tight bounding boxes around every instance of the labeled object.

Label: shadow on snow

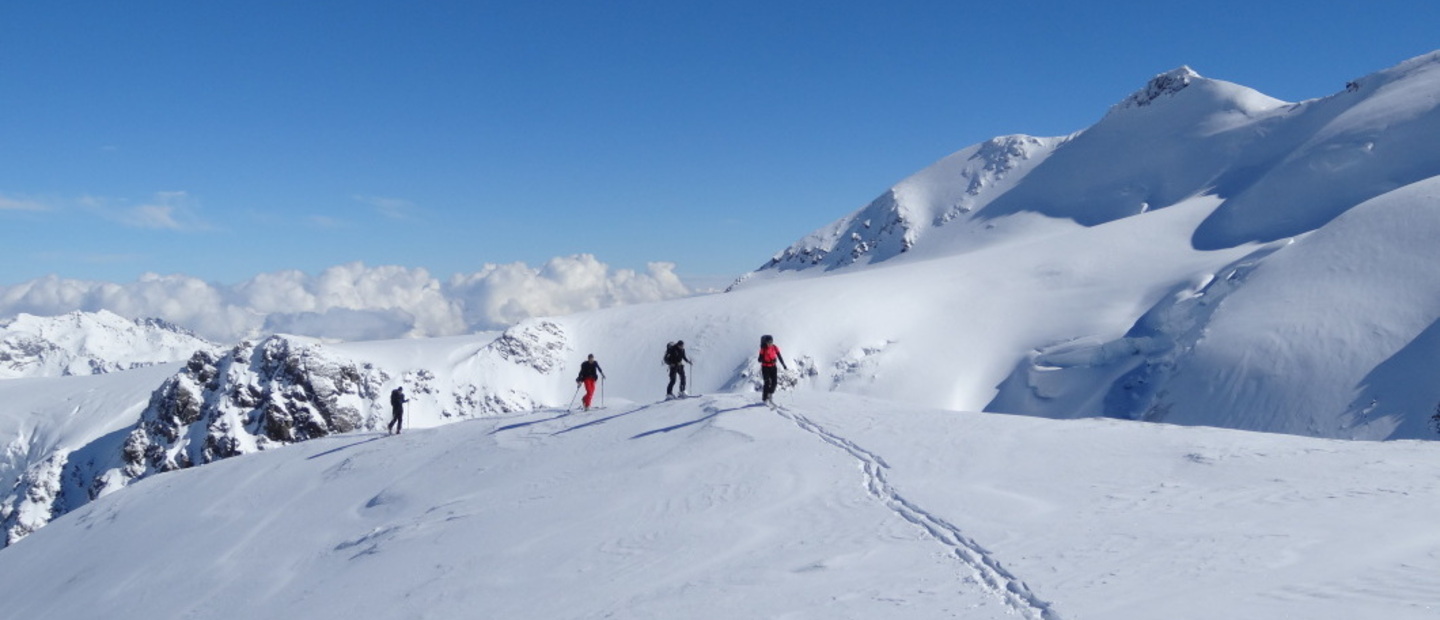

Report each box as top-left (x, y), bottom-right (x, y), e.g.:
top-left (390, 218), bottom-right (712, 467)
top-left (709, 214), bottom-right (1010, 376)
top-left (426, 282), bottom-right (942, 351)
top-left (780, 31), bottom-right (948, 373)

top-left (631, 403), bottom-right (765, 439)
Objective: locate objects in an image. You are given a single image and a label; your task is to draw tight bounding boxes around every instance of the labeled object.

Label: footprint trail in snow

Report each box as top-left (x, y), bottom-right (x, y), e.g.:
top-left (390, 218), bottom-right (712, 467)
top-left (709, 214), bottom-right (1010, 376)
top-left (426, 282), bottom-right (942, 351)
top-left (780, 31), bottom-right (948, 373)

top-left (772, 403), bottom-right (1062, 620)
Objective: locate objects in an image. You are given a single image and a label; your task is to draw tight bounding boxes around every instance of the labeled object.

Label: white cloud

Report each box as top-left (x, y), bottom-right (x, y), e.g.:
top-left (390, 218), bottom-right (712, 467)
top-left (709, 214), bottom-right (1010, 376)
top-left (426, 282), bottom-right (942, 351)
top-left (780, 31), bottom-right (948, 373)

top-left (0, 255), bottom-right (694, 343)
top-left (83, 191), bottom-right (210, 231)
top-left (127, 204), bottom-right (183, 229)
top-left (307, 215), bottom-right (347, 229)
top-left (447, 255), bottom-right (691, 328)
top-left (0, 194), bottom-right (49, 211)
top-left (353, 195), bottom-right (418, 219)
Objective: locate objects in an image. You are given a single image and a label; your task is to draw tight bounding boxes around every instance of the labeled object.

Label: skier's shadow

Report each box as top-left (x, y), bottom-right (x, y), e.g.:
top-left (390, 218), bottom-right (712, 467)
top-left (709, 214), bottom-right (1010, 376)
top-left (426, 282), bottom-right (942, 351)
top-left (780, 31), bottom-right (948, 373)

top-left (306, 435), bottom-right (385, 460)
top-left (491, 411), bottom-right (570, 434)
top-left (551, 404), bottom-right (655, 436)
top-left (631, 404), bottom-right (761, 439)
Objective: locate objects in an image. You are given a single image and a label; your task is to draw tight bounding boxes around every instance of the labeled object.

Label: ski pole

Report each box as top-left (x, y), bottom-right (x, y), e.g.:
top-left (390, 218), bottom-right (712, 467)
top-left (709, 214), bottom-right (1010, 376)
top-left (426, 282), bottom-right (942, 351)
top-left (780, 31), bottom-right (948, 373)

top-left (567, 383), bottom-right (581, 411)
top-left (601, 377), bottom-right (606, 408)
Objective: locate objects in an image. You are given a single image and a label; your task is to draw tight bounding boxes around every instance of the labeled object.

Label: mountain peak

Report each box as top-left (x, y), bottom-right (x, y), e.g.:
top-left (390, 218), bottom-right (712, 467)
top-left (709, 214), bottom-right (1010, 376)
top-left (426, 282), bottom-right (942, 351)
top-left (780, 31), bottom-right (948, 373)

top-left (1115, 66), bottom-right (1202, 110)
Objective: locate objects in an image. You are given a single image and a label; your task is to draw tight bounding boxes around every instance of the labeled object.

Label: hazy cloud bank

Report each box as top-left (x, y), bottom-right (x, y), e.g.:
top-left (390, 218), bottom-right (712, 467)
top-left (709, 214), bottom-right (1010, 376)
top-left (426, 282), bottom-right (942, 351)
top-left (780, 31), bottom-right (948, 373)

top-left (0, 255), bottom-right (693, 343)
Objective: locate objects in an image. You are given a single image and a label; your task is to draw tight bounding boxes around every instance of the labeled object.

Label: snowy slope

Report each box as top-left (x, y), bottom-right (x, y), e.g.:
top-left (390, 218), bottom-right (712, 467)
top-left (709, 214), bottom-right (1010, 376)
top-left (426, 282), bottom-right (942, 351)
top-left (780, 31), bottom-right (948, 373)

top-left (0, 310), bottom-right (214, 379)
top-left (1, 393), bottom-right (1437, 620)
top-left (993, 177), bottom-right (1440, 439)
top-left (10, 51), bottom-right (1440, 550)
top-left (0, 364), bottom-right (178, 544)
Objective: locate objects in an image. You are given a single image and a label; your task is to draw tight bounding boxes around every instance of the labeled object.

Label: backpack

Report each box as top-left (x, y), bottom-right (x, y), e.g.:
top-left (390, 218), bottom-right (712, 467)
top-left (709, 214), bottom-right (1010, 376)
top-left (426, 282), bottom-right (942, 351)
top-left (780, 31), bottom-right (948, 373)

top-left (664, 342), bottom-right (681, 365)
top-left (759, 345), bottom-right (778, 365)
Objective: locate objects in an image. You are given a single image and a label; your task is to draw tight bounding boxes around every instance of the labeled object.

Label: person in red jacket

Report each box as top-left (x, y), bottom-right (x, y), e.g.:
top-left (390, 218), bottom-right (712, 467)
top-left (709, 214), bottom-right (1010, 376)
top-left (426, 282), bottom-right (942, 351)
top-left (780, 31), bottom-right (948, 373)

top-left (758, 334), bottom-right (787, 404)
top-left (576, 354), bottom-right (606, 411)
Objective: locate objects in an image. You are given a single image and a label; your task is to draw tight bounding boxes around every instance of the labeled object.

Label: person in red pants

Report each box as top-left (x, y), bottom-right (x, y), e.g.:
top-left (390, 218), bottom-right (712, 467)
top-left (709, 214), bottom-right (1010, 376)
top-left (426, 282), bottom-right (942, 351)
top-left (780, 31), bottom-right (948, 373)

top-left (576, 354), bottom-right (606, 411)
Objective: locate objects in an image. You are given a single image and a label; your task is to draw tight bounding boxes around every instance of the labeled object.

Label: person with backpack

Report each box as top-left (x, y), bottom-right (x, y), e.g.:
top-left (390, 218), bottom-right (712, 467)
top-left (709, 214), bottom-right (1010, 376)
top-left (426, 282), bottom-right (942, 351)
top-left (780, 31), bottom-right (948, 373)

top-left (388, 386), bottom-right (409, 435)
top-left (758, 335), bottom-right (787, 404)
top-left (575, 353), bottom-right (606, 411)
top-left (664, 340), bottom-right (691, 399)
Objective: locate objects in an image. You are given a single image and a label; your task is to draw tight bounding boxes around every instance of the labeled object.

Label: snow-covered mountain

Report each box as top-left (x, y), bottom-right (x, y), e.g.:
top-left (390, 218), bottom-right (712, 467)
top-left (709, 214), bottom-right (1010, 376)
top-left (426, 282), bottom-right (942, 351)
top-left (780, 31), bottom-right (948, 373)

top-left (740, 50), bottom-right (1440, 440)
top-left (0, 310), bottom-right (214, 379)
top-left (753, 53), bottom-right (1440, 275)
top-left (4, 51), bottom-right (1440, 618)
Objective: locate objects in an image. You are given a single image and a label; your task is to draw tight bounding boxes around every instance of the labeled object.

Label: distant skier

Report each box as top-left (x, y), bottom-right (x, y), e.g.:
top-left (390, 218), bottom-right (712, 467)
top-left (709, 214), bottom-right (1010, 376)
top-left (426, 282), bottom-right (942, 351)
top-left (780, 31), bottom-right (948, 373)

top-left (388, 386), bottom-right (409, 435)
top-left (664, 340), bottom-right (691, 399)
top-left (758, 335), bottom-right (787, 404)
top-left (575, 353), bottom-right (606, 411)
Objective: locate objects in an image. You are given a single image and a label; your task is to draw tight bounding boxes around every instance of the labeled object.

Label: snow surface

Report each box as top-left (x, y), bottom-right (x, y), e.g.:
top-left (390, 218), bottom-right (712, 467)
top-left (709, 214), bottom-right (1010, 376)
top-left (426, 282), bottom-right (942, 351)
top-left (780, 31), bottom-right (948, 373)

top-left (1, 392), bottom-right (1437, 619)
top-left (3, 51), bottom-right (1440, 619)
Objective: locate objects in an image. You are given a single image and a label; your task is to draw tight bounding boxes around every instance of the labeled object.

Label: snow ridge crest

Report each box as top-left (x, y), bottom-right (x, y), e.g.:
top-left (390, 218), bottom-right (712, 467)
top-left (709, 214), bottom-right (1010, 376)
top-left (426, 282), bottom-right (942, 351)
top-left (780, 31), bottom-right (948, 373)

top-left (747, 134), bottom-right (1055, 278)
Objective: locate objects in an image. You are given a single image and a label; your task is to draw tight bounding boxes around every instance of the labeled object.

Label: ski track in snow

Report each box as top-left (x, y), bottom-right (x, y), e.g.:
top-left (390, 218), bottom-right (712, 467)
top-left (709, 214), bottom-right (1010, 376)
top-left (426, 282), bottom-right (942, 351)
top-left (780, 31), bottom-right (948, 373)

top-left (772, 403), bottom-right (1062, 620)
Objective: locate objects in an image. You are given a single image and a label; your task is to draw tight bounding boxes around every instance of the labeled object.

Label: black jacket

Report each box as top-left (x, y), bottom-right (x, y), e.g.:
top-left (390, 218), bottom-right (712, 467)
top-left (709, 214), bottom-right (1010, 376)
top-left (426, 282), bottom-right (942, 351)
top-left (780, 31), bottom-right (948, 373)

top-left (577, 360), bottom-right (604, 381)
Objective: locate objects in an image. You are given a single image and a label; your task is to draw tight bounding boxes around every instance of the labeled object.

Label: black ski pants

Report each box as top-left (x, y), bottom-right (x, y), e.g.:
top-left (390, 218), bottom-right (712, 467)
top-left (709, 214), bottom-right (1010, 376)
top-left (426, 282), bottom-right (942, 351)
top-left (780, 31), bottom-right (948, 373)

top-left (761, 365), bottom-right (779, 401)
top-left (667, 363), bottom-right (687, 395)
top-left (388, 406), bottom-right (404, 434)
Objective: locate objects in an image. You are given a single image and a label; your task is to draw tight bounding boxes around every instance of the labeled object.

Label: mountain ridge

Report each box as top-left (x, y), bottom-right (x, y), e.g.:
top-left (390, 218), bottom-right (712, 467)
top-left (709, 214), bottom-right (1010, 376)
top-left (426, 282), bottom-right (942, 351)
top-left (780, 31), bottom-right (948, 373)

top-left (0, 310), bottom-right (214, 380)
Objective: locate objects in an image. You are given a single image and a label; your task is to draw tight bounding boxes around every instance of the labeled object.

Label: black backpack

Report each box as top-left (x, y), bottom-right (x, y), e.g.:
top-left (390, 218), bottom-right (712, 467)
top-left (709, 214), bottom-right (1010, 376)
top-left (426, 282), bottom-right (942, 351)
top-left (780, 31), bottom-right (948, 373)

top-left (664, 342), bottom-right (681, 365)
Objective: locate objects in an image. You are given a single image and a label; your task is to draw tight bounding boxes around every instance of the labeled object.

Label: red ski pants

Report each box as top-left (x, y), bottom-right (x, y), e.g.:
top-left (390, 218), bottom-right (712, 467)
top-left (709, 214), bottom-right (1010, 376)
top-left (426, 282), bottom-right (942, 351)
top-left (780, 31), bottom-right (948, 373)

top-left (582, 378), bottom-right (597, 408)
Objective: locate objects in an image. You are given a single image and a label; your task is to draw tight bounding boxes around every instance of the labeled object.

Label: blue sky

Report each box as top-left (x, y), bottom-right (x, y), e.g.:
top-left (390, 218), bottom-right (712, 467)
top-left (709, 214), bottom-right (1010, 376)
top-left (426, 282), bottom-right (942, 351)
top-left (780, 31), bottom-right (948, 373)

top-left (3, 0), bottom-right (1438, 289)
